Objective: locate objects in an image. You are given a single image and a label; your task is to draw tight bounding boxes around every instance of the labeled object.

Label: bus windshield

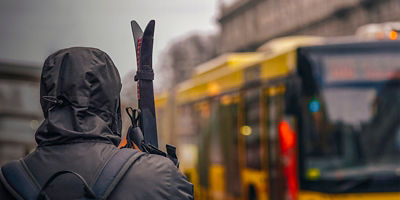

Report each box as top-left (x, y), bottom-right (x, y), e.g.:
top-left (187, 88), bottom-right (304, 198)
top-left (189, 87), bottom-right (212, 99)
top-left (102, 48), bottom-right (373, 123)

top-left (299, 44), bottom-right (400, 192)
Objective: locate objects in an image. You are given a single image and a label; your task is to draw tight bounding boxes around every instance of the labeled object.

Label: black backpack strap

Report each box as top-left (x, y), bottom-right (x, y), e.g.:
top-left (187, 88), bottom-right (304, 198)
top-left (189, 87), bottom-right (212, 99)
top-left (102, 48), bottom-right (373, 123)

top-left (0, 159), bottom-right (40, 200)
top-left (91, 148), bottom-right (141, 200)
top-left (37, 170), bottom-right (97, 200)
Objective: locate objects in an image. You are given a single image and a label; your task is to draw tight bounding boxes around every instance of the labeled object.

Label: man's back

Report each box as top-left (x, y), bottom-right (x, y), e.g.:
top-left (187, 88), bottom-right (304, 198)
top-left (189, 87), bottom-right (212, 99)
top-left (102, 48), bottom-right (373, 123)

top-left (0, 47), bottom-right (193, 199)
top-left (1, 143), bottom-right (193, 199)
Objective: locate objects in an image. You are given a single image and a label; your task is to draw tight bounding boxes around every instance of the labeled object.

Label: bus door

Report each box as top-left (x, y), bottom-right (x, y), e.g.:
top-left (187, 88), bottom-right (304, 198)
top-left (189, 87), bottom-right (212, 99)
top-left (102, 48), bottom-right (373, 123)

top-left (194, 99), bottom-right (213, 200)
top-left (195, 97), bottom-right (229, 200)
top-left (264, 84), bottom-right (288, 200)
top-left (217, 93), bottom-right (241, 200)
top-left (241, 87), bottom-right (268, 200)
top-left (177, 102), bottom-right (200, 199)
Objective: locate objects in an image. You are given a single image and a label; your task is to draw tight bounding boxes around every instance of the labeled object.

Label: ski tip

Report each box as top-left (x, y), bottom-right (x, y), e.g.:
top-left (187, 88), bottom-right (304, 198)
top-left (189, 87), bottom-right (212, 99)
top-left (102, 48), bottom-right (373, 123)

top-left (144, 20), bottom-right (155, 34)
top-left (130, 20), bottom-right (140, 28)
top-left (131, 20), bottom-right (154, 27)
top-left (131, 20), bottom-right (143, 41)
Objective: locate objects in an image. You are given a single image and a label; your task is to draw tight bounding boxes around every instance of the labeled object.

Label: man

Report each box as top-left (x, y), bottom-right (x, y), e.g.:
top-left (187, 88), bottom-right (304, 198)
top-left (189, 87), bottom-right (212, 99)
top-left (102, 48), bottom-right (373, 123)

top-left (0, 47), bottom-right (193, 199)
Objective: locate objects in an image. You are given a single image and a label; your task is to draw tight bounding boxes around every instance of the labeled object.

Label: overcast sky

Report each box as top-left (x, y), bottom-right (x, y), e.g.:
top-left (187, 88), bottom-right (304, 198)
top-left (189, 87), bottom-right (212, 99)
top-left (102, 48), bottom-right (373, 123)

top-left (0, 0), bottom-right (219, 76)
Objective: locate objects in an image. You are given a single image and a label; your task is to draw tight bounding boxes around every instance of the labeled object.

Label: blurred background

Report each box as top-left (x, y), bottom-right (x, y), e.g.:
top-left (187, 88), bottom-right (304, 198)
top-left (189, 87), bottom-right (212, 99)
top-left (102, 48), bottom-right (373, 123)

top-left (0, 0), bottom-right (219, 165)
top-left (1, 0), bottom-right (400, 199)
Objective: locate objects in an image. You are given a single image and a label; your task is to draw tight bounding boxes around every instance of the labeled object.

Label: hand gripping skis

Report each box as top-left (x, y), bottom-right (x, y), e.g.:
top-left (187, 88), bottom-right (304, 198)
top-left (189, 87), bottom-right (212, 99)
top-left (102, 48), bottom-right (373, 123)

top-left (123, 20), bottom-right (179, 167)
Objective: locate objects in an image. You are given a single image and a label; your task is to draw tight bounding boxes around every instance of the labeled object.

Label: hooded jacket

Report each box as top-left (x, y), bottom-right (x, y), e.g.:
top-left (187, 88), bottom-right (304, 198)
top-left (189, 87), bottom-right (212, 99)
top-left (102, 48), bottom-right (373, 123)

top-left (0, 47), bottom-right (193, 199)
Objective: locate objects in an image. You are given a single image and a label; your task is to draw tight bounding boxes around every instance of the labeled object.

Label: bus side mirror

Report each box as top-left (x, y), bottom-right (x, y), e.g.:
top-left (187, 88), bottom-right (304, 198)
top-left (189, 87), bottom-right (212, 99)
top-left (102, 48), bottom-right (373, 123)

top-left (285, 76), bottom-right (302, 115)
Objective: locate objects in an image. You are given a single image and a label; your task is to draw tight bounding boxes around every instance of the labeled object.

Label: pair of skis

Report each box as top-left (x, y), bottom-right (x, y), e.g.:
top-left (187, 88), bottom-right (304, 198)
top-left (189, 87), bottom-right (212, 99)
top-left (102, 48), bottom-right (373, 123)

top-left (125, 20), bottom-right (178, 167)
top-left (129, 20), bottom-right (158, 148)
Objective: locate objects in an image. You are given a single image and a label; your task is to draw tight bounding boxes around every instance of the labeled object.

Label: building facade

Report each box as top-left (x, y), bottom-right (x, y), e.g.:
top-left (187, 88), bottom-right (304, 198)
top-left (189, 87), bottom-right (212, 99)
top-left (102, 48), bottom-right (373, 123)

top-left (218, 0), bottom-right (400, 52)
top-left (0, 62), bottom-right (42, 165)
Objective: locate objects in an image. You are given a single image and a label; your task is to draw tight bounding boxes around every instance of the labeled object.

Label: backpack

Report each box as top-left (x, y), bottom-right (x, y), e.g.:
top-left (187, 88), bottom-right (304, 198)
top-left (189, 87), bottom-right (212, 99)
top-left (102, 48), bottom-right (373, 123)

top-left (0, 149), bottom-right (140, 200)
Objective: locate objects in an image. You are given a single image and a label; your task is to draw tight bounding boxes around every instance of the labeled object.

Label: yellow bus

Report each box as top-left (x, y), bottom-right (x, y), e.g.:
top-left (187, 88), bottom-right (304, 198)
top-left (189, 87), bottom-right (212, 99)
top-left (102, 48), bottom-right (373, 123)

top-left (155, 36), bottom-right (400, 200)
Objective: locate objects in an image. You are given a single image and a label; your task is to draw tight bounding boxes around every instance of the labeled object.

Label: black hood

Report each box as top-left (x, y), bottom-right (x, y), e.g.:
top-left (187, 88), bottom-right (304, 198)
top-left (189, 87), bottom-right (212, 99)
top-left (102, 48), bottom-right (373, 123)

top-left (36, 47), bottom-right (122, 146)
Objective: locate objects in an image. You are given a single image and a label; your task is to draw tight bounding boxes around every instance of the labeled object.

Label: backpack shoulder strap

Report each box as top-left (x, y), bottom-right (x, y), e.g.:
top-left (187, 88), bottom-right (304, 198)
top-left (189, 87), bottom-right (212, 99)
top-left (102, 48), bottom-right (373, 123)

top-left (0, 159), bottom-right (40, 200)
top-left (92, 148), bottom-right (142, 200)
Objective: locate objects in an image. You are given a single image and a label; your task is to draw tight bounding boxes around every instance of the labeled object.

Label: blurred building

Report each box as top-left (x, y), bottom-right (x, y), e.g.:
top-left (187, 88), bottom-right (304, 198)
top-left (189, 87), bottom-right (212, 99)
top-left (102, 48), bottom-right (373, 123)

top-left (218, 0), bottom-right (400, 52)
top-left (0, 62), bottom-right (42, 165)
